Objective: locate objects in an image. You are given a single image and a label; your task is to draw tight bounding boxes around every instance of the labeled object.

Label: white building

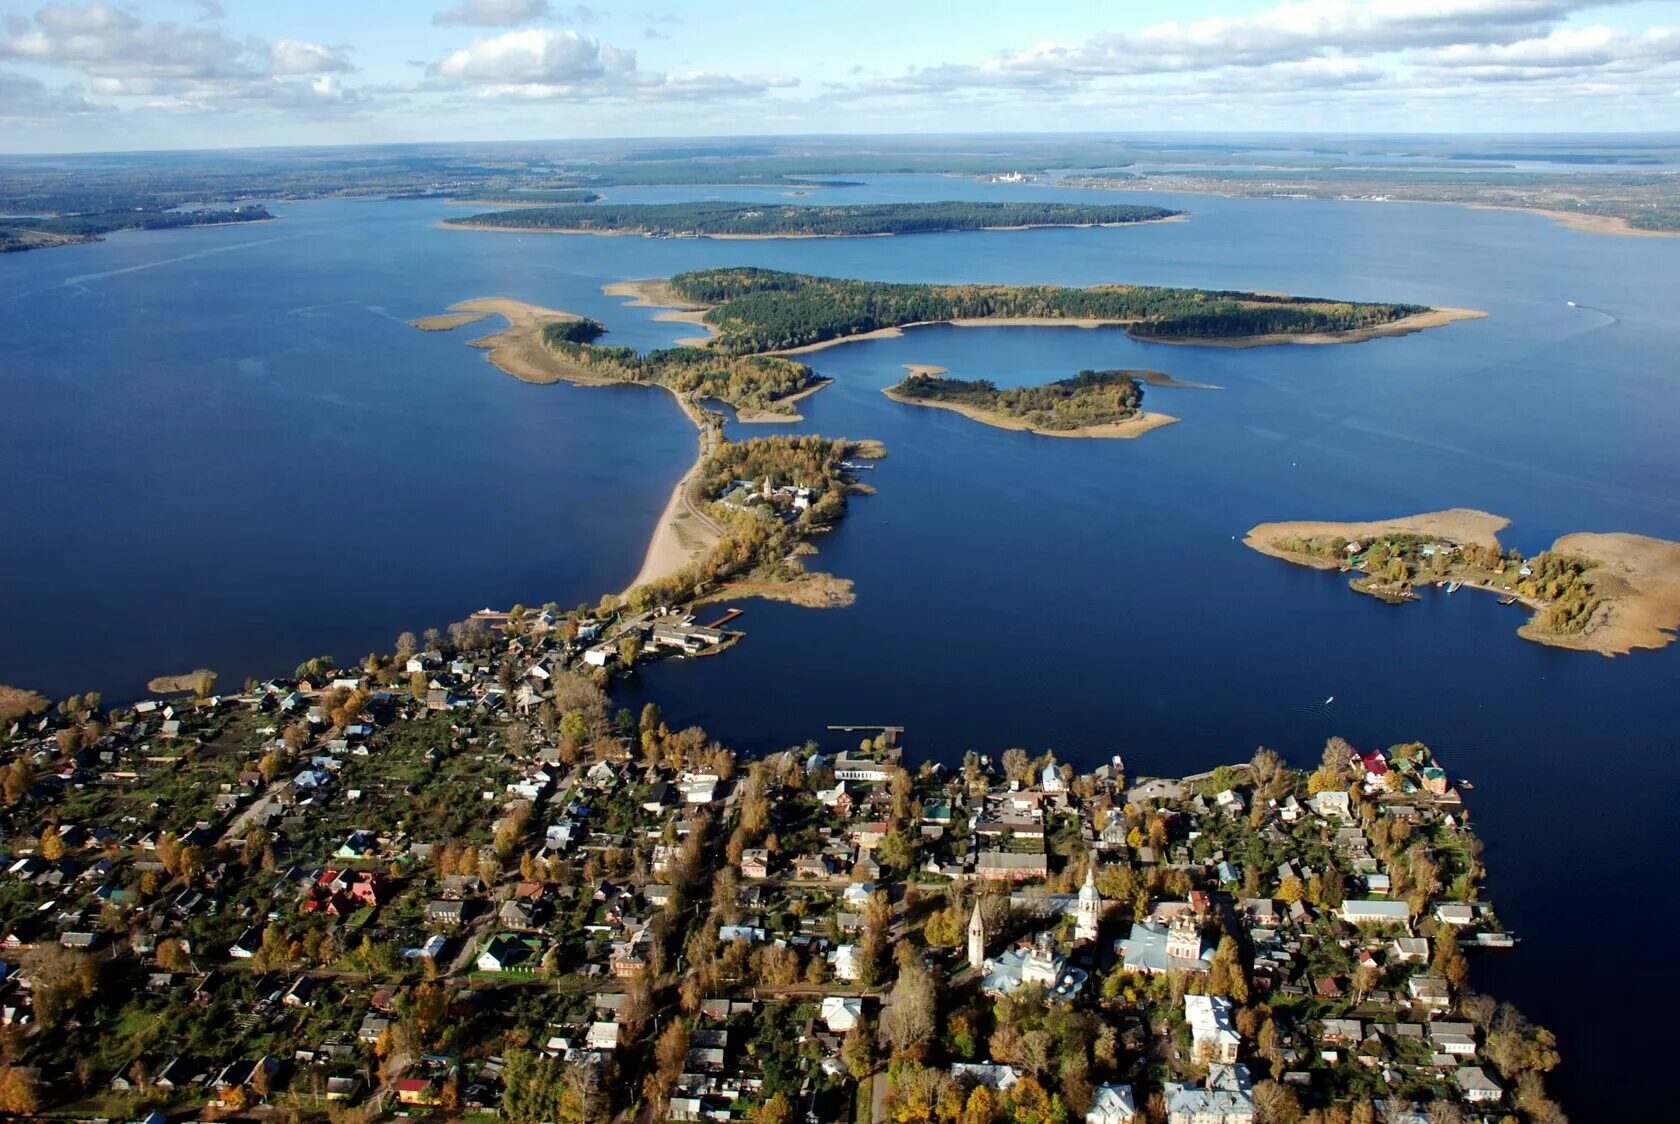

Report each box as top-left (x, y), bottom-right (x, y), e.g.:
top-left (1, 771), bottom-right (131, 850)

top-left (1186, 994), bottom-right (1241, 1064)
top-left (1075, 865), bottom-right (1103, 943)
top-left (1087, 1082), bottom-right (1138, 1124)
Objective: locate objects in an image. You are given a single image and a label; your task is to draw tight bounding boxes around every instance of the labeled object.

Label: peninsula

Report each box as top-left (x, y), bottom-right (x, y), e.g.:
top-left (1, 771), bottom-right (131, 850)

top-left (443, 200), bottom-right (1181, 237)
top-left (654, 267), bottom-right (1478, 354)
top-left (1244, 509), bottom-right (1680, 656)
top-left (883, 368), bottom-right (1178, 439)
top-left (0, 204), bottom-right (273, 254)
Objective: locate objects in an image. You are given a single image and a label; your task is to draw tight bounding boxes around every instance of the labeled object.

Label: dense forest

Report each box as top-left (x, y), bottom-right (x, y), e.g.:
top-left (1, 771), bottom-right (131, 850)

top-left (542, 319), bottom-right (607, 345)
top-left (453, 200), bottom-right (1177, 236)
top-left (0, 205), bottom-right (273, 253)
top-left (542, 331), bottom-right (817, 414)
top-left (666, 267), bottom-right (1428, 354)
top-left (889, 369), bottom-right (1146, 431)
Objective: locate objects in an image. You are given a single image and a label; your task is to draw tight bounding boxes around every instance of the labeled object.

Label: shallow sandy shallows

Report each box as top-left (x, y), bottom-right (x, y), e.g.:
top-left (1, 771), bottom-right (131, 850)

top-left (1244, 510), bottom-right (1680, 656)
top-left (410, 298), bottom-right (607, 385)
top-left (604, 279), bottom-right (717, 346)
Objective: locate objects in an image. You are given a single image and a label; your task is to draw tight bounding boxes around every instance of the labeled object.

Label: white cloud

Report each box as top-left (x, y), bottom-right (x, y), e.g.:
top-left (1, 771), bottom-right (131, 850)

top-left (432, 1), bottom-right (601, 27)
top-left (268, 39), bottom-right (354, 77)
top-left (429, 26), bottom-right (794, 101)
top-left (0, 65), bottom-right (105, 122)
top-left (837, 0), bottom-right (1673, 119)
top-left (0, 2), bottom-right (362, 111)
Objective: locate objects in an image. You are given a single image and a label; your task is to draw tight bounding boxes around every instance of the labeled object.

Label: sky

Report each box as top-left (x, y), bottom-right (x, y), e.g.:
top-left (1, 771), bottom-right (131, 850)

top-left (1, 0), bottom-right (1678, 152)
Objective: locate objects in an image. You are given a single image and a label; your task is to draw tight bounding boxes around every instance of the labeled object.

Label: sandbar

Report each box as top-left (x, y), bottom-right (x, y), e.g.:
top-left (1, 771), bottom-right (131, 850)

top-left (415, 297), bottom-right (612, 386)
top-left (1244, 510), bottom-right (1680, 656)
top-left (882, 386), bottom-right (1177, 440)
top-left (411, 310), bottom-right (491, 331)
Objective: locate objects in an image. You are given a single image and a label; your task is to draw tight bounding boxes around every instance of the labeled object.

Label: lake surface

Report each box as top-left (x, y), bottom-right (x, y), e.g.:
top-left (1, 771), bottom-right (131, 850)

top-left (4, 175), bottom-right (1677, 1115)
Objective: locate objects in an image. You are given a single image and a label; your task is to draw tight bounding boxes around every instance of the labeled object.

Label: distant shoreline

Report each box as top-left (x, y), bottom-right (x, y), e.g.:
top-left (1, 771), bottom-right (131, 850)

top-left (882, 385), bottom-right (1178, 440)
top-left (437, 213), bottom-right (1188, 240)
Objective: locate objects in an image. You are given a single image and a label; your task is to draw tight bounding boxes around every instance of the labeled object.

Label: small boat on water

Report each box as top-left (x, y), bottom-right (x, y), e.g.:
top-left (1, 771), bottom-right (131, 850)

top-left (1566, 300), bottom-right (1578, 308)
top-left (1498, 594), bottom-right (1519, 606)
top-left (1446, 581), bottom-right (1463, 594)
top-left (1457, 778), bottom-right (1475, 790)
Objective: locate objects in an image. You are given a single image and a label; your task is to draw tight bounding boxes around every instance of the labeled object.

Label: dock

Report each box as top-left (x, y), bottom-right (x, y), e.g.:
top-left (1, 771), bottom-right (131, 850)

top-left (703, 608), bottom-right (744, 629)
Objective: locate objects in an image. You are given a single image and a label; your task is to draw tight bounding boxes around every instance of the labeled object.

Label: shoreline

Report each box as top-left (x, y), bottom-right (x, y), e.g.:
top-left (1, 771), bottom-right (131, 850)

top-left (621, 389), bottom-right (723, 596)
top-left (409, 294), bottom-right (723, 593)
top-left (438, 213), bottom-right (1186, 240)
top-left (604, 279), bottom-right (718, 344)
top-left (1466, 204), bottom-right (1680, 239)
top-left (1243, 511), bottom-right (1680, 656)
top-left (882, 385), bottom-right (1178, 440)
top-left (765, 308), bottom-right (1484, 357)
top-left (1133, 306), bottom-right (1487, 349)
top-left (734, 378), bottom-right (834, 423)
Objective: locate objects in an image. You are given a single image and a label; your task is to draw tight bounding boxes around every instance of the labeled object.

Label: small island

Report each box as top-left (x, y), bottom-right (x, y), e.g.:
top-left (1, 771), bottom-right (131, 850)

top-left (1244, 509), bottom-right (1680, 656)
top-left (444, 200), bottom-right (1181, 238)
top-left (0, 204), bottom-right (273, 254)
top-left (653, 267), bottom-right (1479, 354)
top-left (884, 368), bottom-right (1178, 439)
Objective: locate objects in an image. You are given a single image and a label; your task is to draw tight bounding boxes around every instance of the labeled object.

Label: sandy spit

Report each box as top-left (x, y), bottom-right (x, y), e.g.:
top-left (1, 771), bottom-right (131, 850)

top-left (1243, 510), bottom-right (1510, 568)
top-left (734, 379), bottom-right (834, 424)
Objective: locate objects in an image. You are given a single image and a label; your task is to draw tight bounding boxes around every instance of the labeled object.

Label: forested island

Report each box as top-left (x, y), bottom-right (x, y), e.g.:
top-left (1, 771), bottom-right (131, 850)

top-left (0, 204), bottom-right (272, 253)
top-left (884, 369), bottom-right (1177, 439)
top-left (445, 200), bottom-right (1180, 238)
top-left (658, 267), bottom-right (1459, 354)
top-left (1244, 510), bottom-right (1680, 656)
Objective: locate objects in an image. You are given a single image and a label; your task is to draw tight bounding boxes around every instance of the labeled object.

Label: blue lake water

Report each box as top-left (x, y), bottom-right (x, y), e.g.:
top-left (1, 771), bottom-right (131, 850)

top-left (3, 175), bottom-right (1677, 1114)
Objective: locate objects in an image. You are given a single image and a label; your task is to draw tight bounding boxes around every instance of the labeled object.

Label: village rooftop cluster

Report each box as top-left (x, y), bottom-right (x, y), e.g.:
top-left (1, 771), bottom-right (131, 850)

top-left (0, 609), bottom-right (1563, 1124)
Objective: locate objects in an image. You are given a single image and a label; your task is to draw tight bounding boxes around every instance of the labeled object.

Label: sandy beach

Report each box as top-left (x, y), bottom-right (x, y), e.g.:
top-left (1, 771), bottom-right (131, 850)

top-left (621, 391), bottom-right (723, 595)
top-left (882, 386), bottom-right (1177, 439)
top-left (1468, 205), bottom-right (1680, 239)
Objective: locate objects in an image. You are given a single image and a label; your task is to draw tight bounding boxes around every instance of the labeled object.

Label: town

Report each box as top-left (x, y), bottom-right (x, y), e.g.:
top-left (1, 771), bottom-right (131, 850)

top-left (0, 606), bottom-right (1563, 1124)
